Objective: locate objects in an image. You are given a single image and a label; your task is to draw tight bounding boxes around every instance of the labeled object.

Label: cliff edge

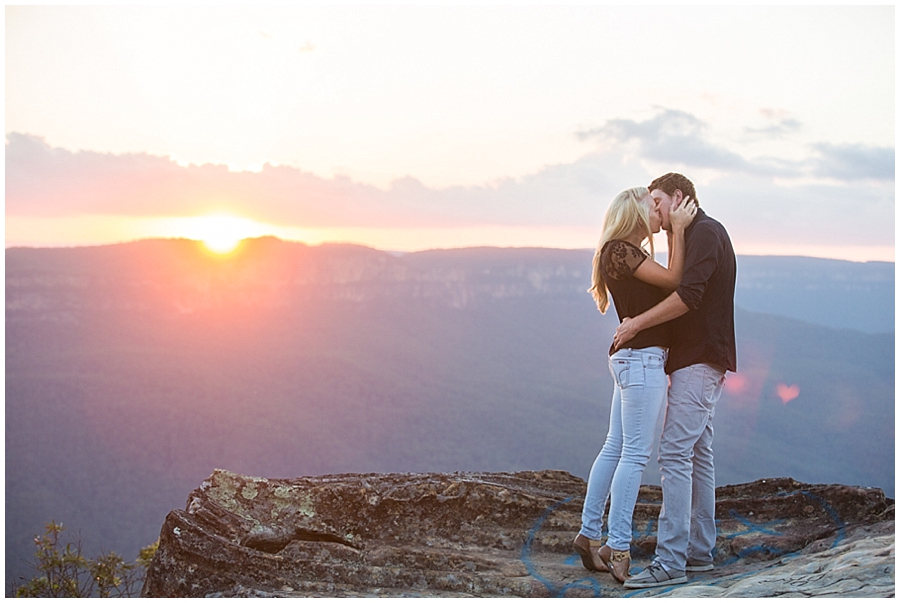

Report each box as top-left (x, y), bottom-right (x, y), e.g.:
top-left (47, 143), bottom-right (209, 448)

top-left (143, 470), bottom-right (894, 597)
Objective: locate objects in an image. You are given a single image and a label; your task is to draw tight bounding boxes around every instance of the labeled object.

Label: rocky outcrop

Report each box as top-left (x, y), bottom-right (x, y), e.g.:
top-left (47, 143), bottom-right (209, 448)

top-left (142, 470), bottom-right (893, 597)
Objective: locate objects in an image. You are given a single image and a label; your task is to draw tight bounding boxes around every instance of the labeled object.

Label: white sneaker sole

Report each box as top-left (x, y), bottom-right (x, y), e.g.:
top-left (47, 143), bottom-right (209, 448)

top-left (623, 575), bottom-right (687, 589)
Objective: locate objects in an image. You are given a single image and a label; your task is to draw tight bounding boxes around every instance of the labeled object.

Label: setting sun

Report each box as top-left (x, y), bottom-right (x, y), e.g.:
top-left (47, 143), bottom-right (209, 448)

top-left (194, 215), bottom-right (255, 253)
top-left (157, 214), bottom-right (277, 254)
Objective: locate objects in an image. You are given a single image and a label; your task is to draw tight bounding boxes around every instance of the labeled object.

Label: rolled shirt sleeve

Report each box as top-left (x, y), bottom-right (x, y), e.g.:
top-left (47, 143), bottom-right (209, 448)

top-left (675, 222), bottom-right (720, 311)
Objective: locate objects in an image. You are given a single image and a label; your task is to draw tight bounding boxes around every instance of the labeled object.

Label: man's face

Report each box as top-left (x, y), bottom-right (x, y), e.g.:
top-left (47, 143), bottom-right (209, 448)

top-left (642, 194), bottom-right (662, 234)
top-left (650, 188), bottom-right (681, 231)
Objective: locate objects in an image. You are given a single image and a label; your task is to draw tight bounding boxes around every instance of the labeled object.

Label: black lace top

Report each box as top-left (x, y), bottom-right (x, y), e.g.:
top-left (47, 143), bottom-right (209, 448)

top-left (600, 239), bottom-right (671, 354)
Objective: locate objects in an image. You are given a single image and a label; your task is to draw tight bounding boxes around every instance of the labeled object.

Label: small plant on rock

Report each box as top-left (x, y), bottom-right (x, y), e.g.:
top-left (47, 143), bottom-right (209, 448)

top-left (9, 521), bottom-right (158, 598)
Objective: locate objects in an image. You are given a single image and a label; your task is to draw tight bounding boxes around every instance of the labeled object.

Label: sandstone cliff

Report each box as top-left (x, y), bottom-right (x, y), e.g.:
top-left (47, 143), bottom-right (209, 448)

top-left (143, 470), bottom-right (893, 597)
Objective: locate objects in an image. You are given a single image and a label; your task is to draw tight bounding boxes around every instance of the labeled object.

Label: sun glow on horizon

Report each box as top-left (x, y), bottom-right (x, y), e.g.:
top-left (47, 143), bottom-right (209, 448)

top-left (188, 215), bottom-right (259, 254)
top-left (139, 214), bottom-right (312, 254)
top-left (3, 215), bottom-right (895, 263)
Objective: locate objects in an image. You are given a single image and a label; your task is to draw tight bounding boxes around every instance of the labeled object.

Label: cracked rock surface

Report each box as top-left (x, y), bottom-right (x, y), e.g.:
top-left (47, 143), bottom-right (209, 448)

top-left (142, 469), bottom-right (894, 597)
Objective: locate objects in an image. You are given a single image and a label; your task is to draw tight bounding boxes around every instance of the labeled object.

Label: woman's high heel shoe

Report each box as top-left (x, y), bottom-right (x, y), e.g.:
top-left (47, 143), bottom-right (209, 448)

top-left (605, 548), bottom-right (631, 583)
top-left (573, 534), bottom-right (609, 572)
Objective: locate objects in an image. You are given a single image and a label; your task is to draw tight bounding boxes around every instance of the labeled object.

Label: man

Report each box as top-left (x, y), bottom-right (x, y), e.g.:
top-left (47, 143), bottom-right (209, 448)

top-left (613, 173), bottom-right (737, 589)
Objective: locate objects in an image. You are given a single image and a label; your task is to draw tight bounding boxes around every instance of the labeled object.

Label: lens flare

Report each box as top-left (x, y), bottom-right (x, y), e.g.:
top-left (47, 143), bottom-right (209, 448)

top-left (775, 383), bottom-right (800, 404)
top-left (723, 372), bottom-right (748, 395)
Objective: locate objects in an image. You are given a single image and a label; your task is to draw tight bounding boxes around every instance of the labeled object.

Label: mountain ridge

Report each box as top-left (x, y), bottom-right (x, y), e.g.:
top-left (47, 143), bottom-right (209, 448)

top-left (7, 236), bottom-right (894, 333)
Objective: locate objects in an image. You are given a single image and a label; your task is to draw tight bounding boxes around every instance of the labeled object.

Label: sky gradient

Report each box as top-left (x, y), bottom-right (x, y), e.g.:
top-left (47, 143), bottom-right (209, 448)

top-left (6, 6), bottom-right (895, 261)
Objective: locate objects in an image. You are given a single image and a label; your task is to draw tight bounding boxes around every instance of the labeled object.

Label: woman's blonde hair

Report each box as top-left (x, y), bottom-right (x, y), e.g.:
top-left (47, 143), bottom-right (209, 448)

top-left (588, 186), bottom-right (654, 314)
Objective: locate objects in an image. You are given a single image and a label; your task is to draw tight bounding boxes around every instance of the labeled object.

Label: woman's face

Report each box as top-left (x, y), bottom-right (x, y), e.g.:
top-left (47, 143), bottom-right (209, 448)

top-left (644, 195), bottom-right (662, 233)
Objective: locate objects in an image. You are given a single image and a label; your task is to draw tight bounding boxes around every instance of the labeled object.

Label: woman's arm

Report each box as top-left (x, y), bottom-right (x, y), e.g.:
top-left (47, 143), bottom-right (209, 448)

top-left (632, 199), bottom-right (696, 290)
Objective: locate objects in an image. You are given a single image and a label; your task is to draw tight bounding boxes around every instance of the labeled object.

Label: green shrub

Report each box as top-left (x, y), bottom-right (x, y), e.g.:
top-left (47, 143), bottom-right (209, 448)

top-left (10, 522), bottom-right (157, 598)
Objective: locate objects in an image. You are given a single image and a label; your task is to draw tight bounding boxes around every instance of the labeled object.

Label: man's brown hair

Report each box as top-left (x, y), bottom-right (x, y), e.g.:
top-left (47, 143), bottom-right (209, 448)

top-left (648, 173), bottom-right (699, 206)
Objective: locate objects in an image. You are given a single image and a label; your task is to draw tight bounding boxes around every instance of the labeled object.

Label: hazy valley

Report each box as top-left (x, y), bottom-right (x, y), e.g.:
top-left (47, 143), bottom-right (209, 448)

top-left (5, 238), bottom-right (894, 583)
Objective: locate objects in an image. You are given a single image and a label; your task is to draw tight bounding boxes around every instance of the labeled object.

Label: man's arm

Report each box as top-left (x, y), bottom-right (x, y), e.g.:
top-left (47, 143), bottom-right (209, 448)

top-left (612, 291), bottom-right (689, 350)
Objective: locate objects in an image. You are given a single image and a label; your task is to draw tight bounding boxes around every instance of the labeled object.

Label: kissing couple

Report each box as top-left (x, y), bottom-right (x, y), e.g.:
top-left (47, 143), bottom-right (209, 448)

top-left (572, 173), bottom-right (737, 589)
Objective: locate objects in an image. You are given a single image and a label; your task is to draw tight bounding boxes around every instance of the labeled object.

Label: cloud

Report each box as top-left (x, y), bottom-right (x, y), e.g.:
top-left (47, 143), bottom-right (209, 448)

top-left (745, 118), bottom-right (802, 138)
top-left (6, 133), bottom-right (624, 229)
top-left (704, 174), bottom-right (894, 248)
top-left (6, 131), bottom-right (894, 251)
top-left (746, 109), bottom-right (803, 139)
top-left (811, 143), bottom-right (894, 181)
top-left (579, 109), bottom-right (794, 177)
top-left (6, 133), bottom-right (406, 226)
top-left (578, 108), bottom-right (894, 183)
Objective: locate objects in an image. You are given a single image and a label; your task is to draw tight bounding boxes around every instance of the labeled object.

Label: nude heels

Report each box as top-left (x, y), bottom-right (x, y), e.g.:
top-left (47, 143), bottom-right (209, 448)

top-left (605, 548), bottom-right (631, 583)
top-left (572, 534), bottom-right (609, 572)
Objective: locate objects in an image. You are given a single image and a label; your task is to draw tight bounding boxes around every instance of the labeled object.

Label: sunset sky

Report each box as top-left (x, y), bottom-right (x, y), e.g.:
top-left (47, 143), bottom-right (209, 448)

top-left (6, 5), bottom-right (895, 261)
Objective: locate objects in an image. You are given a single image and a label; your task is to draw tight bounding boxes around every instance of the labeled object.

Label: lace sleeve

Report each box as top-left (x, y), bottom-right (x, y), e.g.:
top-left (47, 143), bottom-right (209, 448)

top-left (601, 240), bottom-right (648, 280)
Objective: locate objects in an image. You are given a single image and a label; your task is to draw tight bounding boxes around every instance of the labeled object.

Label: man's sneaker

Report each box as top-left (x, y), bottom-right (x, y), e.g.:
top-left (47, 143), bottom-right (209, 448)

top-left (623, 561), bottom-right (687, 589)
top-left (686, 560), bottom-right (714, 572)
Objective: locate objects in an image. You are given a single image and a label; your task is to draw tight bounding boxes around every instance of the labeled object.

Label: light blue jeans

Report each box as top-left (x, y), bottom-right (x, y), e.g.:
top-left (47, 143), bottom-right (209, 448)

top-left (655, 363), bottom-right (726, 571)
top-left (580, 347), bottom-right (668, 551)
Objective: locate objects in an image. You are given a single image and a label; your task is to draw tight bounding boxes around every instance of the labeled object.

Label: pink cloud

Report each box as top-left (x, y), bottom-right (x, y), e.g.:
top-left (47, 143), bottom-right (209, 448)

top-left (7, 131), bottom-right (892, 255)
top-left (6, 133), bottom-right (410, 228)
top-left (5, 133), bottom-right (603, 231)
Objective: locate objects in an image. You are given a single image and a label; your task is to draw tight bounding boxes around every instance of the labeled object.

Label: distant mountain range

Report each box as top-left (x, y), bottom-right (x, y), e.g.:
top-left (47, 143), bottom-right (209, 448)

top-left (5, 238), bottom-right (894, 585)
top-left (732, 255), bottom-right (893, 334)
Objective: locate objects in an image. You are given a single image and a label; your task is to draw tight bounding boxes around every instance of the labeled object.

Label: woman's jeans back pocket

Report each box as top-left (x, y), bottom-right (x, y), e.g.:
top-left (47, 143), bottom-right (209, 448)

top-left (610, 348), bottom-right (664, 389)
top-left (610, 357), bottom-right (643, 388)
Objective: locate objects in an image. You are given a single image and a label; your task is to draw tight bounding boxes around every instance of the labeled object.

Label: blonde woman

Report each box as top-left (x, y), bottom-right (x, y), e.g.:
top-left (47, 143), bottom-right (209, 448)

top-left (573, 186), bottom-right (696, 582)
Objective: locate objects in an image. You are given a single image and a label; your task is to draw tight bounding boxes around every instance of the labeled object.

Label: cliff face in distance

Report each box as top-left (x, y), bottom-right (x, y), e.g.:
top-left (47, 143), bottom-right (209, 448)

top-left (143, 470), bottom-right (894, 597)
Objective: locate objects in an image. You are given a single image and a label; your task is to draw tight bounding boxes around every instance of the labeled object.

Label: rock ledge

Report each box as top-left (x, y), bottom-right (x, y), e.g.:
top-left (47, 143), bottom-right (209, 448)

top-left (143, 470), bottom-right (894, 597)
